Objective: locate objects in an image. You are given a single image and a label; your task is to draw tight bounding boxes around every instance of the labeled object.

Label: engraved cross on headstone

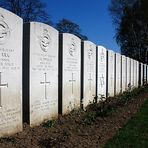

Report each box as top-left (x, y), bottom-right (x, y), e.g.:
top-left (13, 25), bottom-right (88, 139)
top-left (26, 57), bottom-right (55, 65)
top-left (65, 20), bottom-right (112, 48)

top-left (0, 72), bottom-right (8, 107)
top-left (69, 73), bottom-right (76, 94)
top-left (100, 74), bottom-right (105, 87)
top-left (40, 73), bottom-right (50, 100)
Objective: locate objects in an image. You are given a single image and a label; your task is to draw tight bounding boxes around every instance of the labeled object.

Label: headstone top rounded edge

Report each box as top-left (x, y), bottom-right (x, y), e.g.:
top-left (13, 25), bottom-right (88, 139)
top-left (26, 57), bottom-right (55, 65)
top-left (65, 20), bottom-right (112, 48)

top-left (115, 52), bottom-right (121, 56)
top-left (83, 40), bottom-right (96, 47)
top-left (62, 33), bottom-right (81, 42)
top-left (0, 7), bottom-right (22, 21)
top-left (108, 49), bottom-right (115, 54)
top-left (29, 21), bottom-right (59, 33)
top-left (97, 45), bottom-right (106, 50)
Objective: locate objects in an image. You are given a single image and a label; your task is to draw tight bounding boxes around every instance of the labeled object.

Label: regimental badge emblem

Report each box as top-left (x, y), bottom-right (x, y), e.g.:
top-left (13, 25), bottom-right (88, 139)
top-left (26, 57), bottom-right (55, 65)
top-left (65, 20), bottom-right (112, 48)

top-left (69, 38), bottom-right (76, 57)
top-left (0, 14), bottom-right (10, 45)
top-left (88, 45), bottom-right (93, 60)
top-left (39, 29), bottom-right (51, 52)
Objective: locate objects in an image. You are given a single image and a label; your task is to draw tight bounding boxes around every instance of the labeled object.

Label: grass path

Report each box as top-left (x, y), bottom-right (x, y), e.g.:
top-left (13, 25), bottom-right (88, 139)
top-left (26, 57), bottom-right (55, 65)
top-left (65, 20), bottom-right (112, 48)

top-left (104, 99), bottom-right (148, 148)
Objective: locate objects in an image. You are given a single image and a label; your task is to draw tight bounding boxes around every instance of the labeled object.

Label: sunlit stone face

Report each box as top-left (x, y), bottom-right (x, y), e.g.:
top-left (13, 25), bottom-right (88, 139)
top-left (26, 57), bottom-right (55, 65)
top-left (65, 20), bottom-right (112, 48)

top-left (83, 41), bottom-right (96, 107)
top-left (60, 33), bottom-right (81, 114)
top-left (0, 8), bottom-right (22, 137)
top-left (23, 22), bottom-right (59, 127)
top-left (107, 50), bottom-right (115, 97)
top-left (97, 46), bottom-right (106, 99)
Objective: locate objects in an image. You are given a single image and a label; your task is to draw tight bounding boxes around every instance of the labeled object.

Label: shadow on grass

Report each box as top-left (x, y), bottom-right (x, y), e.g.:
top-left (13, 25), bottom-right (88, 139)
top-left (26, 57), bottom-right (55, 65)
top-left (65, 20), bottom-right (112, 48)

top-left (104, 99), bottom-right (148, 148)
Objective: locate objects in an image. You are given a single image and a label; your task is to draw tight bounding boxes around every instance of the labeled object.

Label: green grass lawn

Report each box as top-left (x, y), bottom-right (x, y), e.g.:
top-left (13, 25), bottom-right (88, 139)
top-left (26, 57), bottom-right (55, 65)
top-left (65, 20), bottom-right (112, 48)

top-left (104, 99), bottom-right (148, 148)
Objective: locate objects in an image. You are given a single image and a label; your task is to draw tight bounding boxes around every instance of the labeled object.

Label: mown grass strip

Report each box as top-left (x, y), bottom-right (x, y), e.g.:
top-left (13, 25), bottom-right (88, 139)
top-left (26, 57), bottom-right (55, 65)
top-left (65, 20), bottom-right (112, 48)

top-left (104, 99), bottom-right (148, 148)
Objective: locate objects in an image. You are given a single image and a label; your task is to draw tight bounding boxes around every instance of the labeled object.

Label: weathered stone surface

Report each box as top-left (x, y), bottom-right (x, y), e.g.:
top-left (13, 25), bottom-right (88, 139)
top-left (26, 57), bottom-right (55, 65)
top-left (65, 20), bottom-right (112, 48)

top-left (97, 46), bottom-right (106, 99)
top-left (130, 59), bottom-right (134, 88)
top-left (59, 33), bottom-right (81, 114)
top-left (82, 41), bottom-right (96, 107)
top-left (115, 53), bottom-right (121, 95)
top-left (126, 57), bottom-right (131, 89)
top-left (0, 8), bottom-right (22, 137)
top-left (132, 59), bottom-right (135, 87)
top-left (134, 60), bottom-right (137, 87)
top-left (107, 50), bottom-right (115, 97)
top-left (23, 22), bottom-right (58, 127)
top-left (140, 63), bottom-right (144, 86)
top-left (121, 55), bottom-right (126, 92)
top-left (136, 61), bottom-right (139, 87)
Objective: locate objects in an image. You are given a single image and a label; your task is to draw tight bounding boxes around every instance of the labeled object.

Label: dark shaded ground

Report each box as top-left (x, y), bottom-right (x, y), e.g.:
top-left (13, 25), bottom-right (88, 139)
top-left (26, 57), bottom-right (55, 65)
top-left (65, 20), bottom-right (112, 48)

top-left (0, 91), bottom-right (148, 148)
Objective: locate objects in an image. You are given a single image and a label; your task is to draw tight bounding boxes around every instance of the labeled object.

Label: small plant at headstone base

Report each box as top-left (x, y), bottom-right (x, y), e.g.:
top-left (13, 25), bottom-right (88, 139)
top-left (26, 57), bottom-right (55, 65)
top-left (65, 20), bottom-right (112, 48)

top-left (143, 84), bottom-right (148, 92)
top-left (143, 80), bottom-right (147, 86)
top-left (82, 111), bottom-right (97, 125)
top-left (116, 85), bottom-right (148, 106)
top-left (82, 95), bottom-right (116, 126)
top-left (94, 95), bottom-right (98, 103)
top-left (117, 91), bottom-right (132, 105)
top-left (68, 107), bottom-right (84, 120)
top-left (99, 94), bottom-right (106, 102)
top-left (42, 120), bottom-right (55, 128)
top-left (71, 107), bottom-right (83, 114)
top-left (96, 96), bottom-right (116, 117)
top-left (127, 83), bottom-right (132, 91)
top-left (82, 84), bottom-right (148, 126)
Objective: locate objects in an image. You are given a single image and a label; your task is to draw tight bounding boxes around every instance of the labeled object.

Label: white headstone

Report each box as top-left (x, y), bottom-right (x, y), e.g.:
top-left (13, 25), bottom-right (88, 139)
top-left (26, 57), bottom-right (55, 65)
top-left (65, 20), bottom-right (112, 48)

top-left (133, 60), bottom-right (135, 87)
top-left (107, 50), bottom-right (115, 97)
top-left (23, 22), bottom-right (58, 127)
top-left (130, 59), bottom-right (134, 88)
top-left (144, 64), bottom-right (147, 84)
top-left (133, 60), bottom-right (137, 87)
top-left (140, 63), bottom-right (144, 86)
top-left (0, 8), bottom-right (22, 137)
top-left (82, 41), bottom-right (96, 107)
top-left (97, 46), bottom-right (106, 99)
top-left (126, 57), bottom-right (131, 89)
top-left (135, 60), bottom-right (138, 87)
top-left (136, 61), bottom-right (139, 87)
top-left (121, 55), bottom-right (126, 92)
top-left (115, 53), bottom-right (121, 95)
top-left (59, 33), bottom-right (81, 114)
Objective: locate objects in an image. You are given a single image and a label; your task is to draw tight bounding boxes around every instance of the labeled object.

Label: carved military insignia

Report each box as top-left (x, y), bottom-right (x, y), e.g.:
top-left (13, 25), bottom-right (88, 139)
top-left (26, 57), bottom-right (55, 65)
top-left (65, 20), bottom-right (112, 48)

top-left (69, 38), bottom-right (76, 57)
top-left (39, 29), bottom-right (51, 52)
top-left (88, 45), bottom-right (93, 60)
top-left (0, 14), bottom-right (10, 45)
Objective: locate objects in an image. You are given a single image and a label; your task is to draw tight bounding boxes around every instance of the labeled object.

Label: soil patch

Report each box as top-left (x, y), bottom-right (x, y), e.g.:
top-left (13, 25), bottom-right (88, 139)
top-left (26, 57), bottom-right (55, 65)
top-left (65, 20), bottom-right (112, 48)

top-left (0, 91), bottom-right (148, 148)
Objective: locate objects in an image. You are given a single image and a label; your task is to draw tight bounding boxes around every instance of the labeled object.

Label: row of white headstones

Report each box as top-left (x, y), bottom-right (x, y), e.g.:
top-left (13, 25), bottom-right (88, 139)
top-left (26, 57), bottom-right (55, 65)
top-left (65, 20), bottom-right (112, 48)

top-left (0, 7), bottom-right (147, 137)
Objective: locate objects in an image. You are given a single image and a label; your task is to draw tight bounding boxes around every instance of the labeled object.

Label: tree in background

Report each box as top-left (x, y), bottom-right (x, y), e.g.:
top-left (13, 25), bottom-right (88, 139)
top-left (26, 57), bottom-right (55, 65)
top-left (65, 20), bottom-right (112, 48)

top-left (109, 0), bottom-right (136, 27)
top-left (0, 1), bottom-right (88, 40)
top-left (109, 0), bottom-right (148, 63)
top-left (56, 18), bottom-right (88, 40)
top-left (0, 0), bottom-right (52, 25)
